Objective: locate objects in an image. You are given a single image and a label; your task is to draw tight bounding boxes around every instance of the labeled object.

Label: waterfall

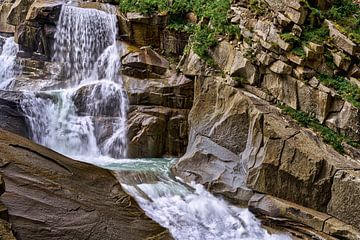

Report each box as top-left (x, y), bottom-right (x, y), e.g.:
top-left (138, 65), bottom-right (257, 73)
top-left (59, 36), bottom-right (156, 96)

top-left (0, 37), bottom-right (19, 89)
top-left (21, 5), bottom-right (128, 159)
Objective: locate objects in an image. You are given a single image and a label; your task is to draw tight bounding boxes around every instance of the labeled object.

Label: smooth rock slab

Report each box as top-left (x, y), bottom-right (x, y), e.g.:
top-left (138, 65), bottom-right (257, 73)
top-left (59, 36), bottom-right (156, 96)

top-left (0, 129), bottom-right (170, 240)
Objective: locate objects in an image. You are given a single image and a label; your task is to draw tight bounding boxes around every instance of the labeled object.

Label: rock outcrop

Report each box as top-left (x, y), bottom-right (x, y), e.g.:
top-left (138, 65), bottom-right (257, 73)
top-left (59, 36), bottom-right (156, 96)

top-left (0, 129), bottom-right (170, 240)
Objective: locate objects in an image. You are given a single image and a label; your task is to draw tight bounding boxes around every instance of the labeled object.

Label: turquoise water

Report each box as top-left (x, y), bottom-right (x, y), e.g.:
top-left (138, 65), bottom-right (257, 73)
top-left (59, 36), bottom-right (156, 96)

top-left (75, 156), bottom-right (291, 240)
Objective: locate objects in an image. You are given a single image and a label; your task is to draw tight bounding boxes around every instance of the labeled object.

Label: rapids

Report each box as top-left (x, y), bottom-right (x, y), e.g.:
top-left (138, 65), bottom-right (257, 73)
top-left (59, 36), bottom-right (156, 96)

top-left (0, 4), bottom-right (291, 239)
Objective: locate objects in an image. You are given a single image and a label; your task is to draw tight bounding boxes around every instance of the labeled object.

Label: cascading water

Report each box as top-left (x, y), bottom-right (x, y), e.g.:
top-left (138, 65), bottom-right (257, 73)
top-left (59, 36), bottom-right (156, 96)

top-left (104, 159), bottom-right (291, 240)
top-left (21, 5), bottom-right (128, 159)
top-left (17, 4), bottom-right (291, 239)
top-left (0, 37), bottom-right (19, 89)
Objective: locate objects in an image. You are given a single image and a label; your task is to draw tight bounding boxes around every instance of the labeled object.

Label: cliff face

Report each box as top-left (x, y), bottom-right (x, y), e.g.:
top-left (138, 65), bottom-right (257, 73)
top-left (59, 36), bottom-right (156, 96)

top-left (1, 0), bottom-right (360, 239)
top-left (172, 0), bottom-right (360, 238)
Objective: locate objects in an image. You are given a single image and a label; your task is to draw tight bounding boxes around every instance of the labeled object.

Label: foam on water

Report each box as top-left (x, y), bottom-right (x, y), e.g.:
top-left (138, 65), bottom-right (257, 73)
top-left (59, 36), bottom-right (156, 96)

top-left (16, 4), bottom-right (292, 239)
top-left (103, 158), bottom-right (291, 240)
top-left (21, 5), bottom-right (128, 158)
top-left (0, 37), bottom-right (19, 89)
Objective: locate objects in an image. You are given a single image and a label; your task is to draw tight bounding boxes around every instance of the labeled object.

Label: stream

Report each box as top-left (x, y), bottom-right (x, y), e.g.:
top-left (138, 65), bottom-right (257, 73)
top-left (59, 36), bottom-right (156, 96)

top-left (0, 4), bottom-right (291, 240)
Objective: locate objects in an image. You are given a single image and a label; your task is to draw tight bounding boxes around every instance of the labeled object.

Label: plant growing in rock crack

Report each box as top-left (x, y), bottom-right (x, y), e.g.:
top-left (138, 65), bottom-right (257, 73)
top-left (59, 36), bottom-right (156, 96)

top-left (278, 104), bottom-right (360, 153)
top-left (119, 0), bottom-right (237, 59)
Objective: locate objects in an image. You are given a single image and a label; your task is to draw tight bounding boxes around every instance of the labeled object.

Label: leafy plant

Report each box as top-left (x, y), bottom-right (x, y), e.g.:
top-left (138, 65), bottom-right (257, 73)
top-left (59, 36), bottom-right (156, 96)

top-left (278, 105), bottom-right (359, 154)
top-left (318, 75), bottom-right (360, 109)
top-left (119, 0), bottom-right (236, 59)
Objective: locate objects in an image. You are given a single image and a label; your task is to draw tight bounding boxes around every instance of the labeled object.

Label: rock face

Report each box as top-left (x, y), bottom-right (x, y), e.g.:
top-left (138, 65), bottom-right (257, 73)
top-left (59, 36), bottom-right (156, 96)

top-left (173, 77), bottom-right (360, 237)
top-left (174, 77), bottom-right (360, 208)
top-left (125, 74), bottom-right (193, 158)
top-left (0, 91), bottom-right (29, 138)
top-left (0, 129), bottom-right (170, 240)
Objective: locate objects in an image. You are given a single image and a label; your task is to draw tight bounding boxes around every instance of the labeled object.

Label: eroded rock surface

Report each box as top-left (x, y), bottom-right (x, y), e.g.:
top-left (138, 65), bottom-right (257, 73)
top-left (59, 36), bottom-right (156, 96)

top-left (0, 129), bottom-right (170, 240)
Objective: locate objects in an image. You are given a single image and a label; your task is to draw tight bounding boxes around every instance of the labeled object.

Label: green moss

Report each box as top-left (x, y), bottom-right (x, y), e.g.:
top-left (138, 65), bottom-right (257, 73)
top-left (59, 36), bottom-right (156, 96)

top-left (278, 105), bottom-right (359, 154)
top-left (119, 0), bottom-right (237, 59)
top-left (318, 75), bottom-right (360, 109)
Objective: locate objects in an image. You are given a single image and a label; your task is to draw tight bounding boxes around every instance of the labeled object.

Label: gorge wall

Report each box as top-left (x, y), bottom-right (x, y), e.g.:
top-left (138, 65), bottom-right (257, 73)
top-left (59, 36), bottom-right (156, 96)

top-left (0, 0), bottom-right (360, 239)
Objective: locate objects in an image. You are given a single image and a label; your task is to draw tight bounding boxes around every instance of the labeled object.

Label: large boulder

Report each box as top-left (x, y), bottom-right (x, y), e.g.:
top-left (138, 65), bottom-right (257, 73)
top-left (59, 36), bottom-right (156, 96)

top-left (173, 77), bottom-right (360, 213)
top-left (0, 129), bottom-right (170, 240)
top-left (125, 75), bottom-right (194, 109)
top-left (121, 46), bottom-right (170, 78)
top-left (127, 106), bottom-right (189, 158)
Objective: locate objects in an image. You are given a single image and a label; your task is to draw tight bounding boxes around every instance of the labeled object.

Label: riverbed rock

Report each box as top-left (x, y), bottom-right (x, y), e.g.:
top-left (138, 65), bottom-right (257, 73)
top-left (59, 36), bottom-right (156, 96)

top-left (0, 129), bottom-right (170, 240)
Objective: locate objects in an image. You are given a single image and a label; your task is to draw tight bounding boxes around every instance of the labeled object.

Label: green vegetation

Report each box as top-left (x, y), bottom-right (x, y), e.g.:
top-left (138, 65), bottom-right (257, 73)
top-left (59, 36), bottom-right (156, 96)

top-left (278, 105), bottom-right (359, 154)
top-left (292, 46), bottom-right (306, 58)
top-left (301, 24), bottom-right (329, 44)
top-left (280, 33), bottom-right (300, 45)
top-left (324, 0), bottom-right (360, 44)
top-left (249, 0), bottom-right (267, 16)
top-left (302, 0), bottom-right (360, 44)
top-left (119, 0), bottom-right (235, 59)
top-left (318, 75), bottom-right (360, 109)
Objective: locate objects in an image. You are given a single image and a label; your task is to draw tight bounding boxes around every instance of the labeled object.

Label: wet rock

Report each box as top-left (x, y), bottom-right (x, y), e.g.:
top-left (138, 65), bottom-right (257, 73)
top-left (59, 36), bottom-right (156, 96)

top-left (25, 0), bottom-right (62, 24)
top-left (249, 194), bottom-right (331, 232)
top-left (0, 90), bottom-right (29, 138)
top-left (0, 129), bottom-right (170, 240)
top-left (174, 135), bottom-right (253, 205)
top-left (126, 75), bottom-right (194, 110)
top-left (73, 83), bottom-right (125, 117)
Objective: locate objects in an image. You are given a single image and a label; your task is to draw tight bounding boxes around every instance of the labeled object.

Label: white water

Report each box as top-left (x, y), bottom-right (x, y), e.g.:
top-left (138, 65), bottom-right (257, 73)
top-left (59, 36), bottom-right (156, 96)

top-left (103, 158), bottom-right (291, 240)
top-left (21, 5), bottom-right (128, 158)
top-left (11, 4), bottom-right (291, 240)
top-left (0, 37), bottom-right (19, 89)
